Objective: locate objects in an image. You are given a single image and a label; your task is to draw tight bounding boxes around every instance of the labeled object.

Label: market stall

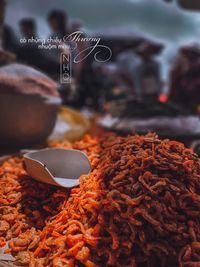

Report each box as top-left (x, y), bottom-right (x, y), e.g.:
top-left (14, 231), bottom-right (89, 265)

top-left (1, 0), bottom-right (200, 267)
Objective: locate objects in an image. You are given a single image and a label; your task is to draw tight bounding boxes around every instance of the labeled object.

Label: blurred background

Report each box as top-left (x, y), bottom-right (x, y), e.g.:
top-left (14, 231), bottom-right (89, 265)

top-left (1, 0), bottom-right (200, 153)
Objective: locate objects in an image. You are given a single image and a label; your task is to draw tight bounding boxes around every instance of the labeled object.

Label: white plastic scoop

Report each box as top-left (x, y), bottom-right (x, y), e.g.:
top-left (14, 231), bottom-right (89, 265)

top-left (24, 148), bottom-right (91, 188)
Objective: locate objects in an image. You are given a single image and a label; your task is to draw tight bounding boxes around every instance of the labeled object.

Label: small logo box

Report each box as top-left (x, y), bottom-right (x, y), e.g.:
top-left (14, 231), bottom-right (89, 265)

top-left (60, 52), bottom-right (71, 84)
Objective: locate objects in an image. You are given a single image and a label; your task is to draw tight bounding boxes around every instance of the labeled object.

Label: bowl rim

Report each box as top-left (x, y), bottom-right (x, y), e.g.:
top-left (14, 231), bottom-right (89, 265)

top-left (0, 92), bottom-right (62, 105)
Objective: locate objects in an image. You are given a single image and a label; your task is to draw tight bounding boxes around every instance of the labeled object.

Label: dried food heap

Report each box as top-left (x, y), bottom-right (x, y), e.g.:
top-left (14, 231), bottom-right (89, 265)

top-left (0, 63), bottom-right (59, 97)
top-left (0, 133), bottom-right (200, 267)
